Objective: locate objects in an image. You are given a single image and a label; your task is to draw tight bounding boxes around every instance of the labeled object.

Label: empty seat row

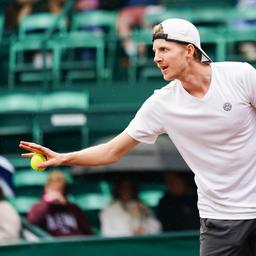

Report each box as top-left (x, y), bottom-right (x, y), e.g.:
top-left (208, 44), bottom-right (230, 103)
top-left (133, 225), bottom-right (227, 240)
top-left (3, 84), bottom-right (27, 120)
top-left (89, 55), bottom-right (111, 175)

top-left (0, 91), bottom-right (89, 154)
top-left (7, 11), bottom-right (118, 88)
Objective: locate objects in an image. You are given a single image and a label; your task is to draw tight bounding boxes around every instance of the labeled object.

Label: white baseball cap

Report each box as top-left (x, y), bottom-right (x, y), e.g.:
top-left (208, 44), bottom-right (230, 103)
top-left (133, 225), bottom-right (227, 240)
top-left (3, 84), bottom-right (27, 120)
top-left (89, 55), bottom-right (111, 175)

top-left (152, 18), bottom-right (212, 63)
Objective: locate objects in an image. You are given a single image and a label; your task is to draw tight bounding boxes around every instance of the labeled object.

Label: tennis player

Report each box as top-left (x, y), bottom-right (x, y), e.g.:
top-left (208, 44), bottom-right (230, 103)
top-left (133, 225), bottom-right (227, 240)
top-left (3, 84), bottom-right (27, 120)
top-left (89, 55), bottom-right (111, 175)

top-left (20, 18), bottom-right (256, 255)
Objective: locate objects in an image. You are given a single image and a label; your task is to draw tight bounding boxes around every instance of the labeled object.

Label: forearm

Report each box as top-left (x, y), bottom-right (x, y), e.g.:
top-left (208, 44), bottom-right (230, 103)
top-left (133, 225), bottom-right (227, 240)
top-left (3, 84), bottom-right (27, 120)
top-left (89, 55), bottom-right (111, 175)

top-left (61, 142), bottom-right (118, 166)
top-left (61, 132), bottom-right (138, 167)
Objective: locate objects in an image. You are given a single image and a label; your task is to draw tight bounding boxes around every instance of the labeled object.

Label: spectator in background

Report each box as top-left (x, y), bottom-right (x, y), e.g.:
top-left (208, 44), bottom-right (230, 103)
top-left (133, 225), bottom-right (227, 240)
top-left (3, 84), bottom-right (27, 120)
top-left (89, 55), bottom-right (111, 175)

top-left (0, 186), bottom-right (21, 244)
top-left (116, 0), bottom-right (162, 57)
top-left (156, 172), bottom-right (200, 232)
top-left (100, 176), bottom-right (161, 237)
top-left (27, 170), bottom-right (94, 237)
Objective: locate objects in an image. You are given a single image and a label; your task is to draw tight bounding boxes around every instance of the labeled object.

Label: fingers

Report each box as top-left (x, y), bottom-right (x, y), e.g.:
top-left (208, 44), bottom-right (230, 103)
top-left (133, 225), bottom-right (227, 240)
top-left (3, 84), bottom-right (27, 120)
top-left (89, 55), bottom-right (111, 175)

top-left (19, 141), bottom-right (49, 155)
top-left (21, 153), bottom-right (36, 158)
top-left (19, 141), bottom-right (61, 168)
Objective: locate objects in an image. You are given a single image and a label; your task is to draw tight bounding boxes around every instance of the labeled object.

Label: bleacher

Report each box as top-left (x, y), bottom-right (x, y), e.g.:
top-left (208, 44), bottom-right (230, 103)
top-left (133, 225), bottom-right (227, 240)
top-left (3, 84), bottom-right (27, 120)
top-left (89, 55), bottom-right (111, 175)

top-left (0, 0), bottom-right (255, 255)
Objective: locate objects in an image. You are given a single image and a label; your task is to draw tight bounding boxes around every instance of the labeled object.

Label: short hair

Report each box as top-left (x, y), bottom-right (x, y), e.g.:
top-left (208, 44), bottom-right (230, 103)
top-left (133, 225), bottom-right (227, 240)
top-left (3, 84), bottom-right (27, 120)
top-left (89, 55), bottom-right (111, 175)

top-left (46, 170), bottom-right (69, 195)
top-left (111, 176), bottom-right (138, 200)
top-left (47, 170), bottom-right (66, 183)
top-left (153, 24), bottom-right (202, 62)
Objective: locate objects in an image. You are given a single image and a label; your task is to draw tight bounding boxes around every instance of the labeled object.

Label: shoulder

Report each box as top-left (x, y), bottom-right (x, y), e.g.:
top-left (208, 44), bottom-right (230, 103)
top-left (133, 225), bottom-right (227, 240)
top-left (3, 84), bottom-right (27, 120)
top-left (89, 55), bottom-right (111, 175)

top-left (0, 201), bottom-right (19, 216)
top-left (101, 201), bottom-right (121, 213)
top-left (212, 61), bottom-right (254, 74)
top-left (105, 201), bottom-right (120, 209)
top-left (0, 201), bottom-right (13, 210)
top-left (153, 80), bottom-right (180, 98)
top-left (212, 62), bottom-right (256, 88)
top-left (141, 80), bottom-right (179, 109)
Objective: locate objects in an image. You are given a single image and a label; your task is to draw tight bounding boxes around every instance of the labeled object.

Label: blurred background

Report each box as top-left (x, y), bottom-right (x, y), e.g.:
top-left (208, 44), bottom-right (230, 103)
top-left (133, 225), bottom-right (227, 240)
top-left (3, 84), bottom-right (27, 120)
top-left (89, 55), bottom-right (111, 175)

top-left (0, 0), bottom-right (255, 255)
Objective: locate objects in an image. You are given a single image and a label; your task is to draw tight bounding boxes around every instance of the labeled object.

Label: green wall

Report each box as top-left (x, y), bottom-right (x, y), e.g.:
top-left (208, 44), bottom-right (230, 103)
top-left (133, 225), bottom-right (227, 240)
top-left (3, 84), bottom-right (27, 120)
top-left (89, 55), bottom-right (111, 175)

top-left (0, 232), bottom-right (199, 256)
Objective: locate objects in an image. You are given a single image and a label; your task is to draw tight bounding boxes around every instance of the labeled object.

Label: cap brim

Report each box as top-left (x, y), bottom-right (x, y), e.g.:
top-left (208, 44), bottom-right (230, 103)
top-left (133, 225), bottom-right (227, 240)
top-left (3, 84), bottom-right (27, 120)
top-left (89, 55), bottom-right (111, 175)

top-left (199, 47), bottom-right (212, 63)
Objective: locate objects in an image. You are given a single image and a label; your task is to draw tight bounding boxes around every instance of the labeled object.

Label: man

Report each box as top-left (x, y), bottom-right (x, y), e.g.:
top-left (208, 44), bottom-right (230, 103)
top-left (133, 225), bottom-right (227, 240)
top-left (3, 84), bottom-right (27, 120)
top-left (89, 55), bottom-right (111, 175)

top-left (20, 18), bottom-right (256, 255)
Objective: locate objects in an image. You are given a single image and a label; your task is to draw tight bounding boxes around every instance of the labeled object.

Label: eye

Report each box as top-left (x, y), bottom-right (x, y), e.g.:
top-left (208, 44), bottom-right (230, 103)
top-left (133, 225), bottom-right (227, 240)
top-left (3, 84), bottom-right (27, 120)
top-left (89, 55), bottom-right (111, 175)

top-left (160, 47), bottom-right (169, 53)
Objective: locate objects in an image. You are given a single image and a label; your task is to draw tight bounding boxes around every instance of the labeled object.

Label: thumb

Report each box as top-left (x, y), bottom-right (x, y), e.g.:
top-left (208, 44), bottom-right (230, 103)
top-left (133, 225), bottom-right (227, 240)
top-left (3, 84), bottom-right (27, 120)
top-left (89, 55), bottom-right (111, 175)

top-left (38, 158), bottom-right (59, 168)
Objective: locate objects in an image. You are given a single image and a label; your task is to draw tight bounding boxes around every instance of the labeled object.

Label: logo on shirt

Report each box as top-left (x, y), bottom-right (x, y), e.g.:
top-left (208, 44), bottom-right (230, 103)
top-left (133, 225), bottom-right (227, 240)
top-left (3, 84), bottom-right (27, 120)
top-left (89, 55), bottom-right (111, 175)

top-left (223, 102), bottom-right (232, 111)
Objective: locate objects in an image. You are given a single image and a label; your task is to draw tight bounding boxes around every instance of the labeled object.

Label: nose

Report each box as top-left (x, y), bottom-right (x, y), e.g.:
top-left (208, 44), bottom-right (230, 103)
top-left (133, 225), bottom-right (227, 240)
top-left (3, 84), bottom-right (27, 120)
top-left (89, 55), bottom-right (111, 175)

top-left (154, 51), bottom-right (162, 64)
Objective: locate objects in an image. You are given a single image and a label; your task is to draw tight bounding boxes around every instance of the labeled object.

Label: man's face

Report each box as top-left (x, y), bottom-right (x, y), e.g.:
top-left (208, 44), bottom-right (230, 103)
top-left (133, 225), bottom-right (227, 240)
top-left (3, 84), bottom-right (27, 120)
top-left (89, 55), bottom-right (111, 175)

top-left (153, 39), bottom-right (187, 81)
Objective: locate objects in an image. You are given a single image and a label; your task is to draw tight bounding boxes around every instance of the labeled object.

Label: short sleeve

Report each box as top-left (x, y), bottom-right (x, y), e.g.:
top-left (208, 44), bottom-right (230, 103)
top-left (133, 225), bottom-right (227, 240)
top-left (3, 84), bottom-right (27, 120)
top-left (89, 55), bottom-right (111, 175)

top-left (125, 95), bottom-right (165, 144)
top-left (243, 63), bottom-right (256, 107)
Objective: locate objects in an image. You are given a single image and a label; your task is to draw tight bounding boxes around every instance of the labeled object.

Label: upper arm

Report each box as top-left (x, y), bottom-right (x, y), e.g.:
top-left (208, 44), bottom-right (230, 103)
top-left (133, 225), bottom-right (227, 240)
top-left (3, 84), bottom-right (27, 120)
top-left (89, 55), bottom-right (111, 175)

top-left (106, 131), bottom-right (140, 161)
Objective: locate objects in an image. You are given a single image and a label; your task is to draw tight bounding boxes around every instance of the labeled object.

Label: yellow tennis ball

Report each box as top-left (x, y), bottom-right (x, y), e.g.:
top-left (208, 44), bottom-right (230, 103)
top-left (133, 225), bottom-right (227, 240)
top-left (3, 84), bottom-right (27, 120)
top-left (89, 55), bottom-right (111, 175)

top-left (30, 153), bottom-right (46, 171)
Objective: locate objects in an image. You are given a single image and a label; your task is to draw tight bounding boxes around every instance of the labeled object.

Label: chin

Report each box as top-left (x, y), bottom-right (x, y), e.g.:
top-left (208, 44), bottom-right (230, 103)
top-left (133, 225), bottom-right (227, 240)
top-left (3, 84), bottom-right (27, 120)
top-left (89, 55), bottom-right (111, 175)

top-left (163, 74), bottom-right (173, 81)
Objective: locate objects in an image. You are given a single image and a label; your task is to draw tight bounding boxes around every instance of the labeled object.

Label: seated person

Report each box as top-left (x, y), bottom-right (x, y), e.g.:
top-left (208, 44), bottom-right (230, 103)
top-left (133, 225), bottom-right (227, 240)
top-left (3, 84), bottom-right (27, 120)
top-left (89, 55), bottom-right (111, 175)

top-left (27, 170), bottom-right (94, 237)
top-left (156, 171), bottom-right (200, 232)
top-left (100, 175), bottom-right (161, 237)
top-left (0, 186), bottom-right (21, 244)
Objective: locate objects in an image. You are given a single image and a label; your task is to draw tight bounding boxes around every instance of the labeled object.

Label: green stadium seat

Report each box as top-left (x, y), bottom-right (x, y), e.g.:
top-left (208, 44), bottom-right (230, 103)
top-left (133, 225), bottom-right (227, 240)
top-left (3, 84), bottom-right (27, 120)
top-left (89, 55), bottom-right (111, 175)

top-left (40, 90), bottom-right (89, 111)
top-left (14, 169), bottom-right (48, 198)
top-left (75, 193), bottom-right (111, 211)
top-left (56, 31), bottom-right (107, 85)
top-left (0, 92), bottom-right (40, 155)
top-left (37, 90), bottom-right (89, 152)
top-left (8, 13), bottom-right (67, 88)
top-left (198, 27), bottom-right (226, 62)
top-left (71, 10), bottom-right (118, 82)
top-left (185, 7), bottom-right (233, 27)
top-left (14, 169), bottom-right (48, 187)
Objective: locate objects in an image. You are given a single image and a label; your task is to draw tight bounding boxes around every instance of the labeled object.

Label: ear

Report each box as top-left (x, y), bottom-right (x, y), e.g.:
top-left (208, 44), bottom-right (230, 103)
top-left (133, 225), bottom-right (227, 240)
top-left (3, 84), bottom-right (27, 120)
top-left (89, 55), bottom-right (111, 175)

top-left (186, 44), bottom-right (195, 59)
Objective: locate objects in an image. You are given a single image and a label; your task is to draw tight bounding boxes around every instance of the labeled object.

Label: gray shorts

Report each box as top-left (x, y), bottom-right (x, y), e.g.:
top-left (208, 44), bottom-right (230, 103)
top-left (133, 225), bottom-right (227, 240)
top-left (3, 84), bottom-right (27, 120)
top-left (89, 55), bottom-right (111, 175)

top-left (200, 218), bottom-right (256, 256)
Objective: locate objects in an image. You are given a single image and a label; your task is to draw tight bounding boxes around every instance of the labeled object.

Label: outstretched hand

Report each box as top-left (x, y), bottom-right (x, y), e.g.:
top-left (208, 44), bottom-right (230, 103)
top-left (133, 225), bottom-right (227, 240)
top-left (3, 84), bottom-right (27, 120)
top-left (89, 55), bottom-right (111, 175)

top-left (19, 141), bottom-right (64, 169)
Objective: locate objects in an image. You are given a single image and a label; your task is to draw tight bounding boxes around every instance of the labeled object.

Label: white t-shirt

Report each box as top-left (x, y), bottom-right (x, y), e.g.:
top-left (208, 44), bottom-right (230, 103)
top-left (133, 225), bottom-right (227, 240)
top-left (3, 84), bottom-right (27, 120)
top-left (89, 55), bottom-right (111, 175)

top-left (126, 62), bottom-right (256, 220)
top-left (100, 200), bottom-right (162, 237)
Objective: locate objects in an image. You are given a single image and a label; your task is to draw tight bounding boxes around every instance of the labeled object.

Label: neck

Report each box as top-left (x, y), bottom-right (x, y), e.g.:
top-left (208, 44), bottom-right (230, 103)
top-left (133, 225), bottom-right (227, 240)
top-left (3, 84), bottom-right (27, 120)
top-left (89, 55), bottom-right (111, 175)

top-left (178, 62), bottom-right (212, 98)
